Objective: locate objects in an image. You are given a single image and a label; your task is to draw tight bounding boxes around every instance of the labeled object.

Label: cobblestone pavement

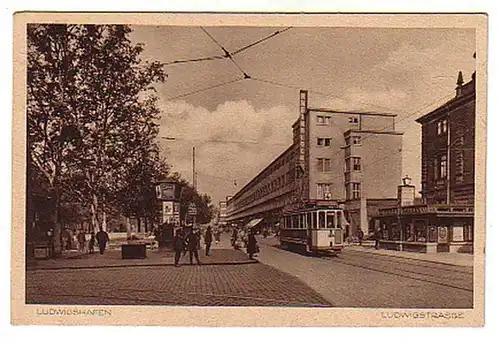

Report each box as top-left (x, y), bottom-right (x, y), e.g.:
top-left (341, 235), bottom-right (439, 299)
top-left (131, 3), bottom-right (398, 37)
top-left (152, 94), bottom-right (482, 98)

top-left (256, 236), bottom-right (473, 308)
top-left (28, 248), bottom-right (253, 270)
top-left (26, 263), bottom-right (332, 307)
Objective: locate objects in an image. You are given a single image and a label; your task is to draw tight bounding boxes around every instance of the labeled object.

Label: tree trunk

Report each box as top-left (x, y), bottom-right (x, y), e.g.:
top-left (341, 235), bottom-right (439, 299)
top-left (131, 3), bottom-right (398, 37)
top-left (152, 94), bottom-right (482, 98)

top-left (126, 217), bottom-right (131, 238)
top-left (102, 210), bottom-right (107, 233)
top-left (90, 193), bottom-right (100, 233)
top-left (144, 217), bottom-right (148, 234)
top-left (137, 217), bottom-right (141, 233)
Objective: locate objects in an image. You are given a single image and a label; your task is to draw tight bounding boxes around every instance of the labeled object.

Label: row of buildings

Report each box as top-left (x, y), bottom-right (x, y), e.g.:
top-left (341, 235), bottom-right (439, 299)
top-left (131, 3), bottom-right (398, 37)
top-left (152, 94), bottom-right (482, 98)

top-left (221, 70), bottom-right (475, 254)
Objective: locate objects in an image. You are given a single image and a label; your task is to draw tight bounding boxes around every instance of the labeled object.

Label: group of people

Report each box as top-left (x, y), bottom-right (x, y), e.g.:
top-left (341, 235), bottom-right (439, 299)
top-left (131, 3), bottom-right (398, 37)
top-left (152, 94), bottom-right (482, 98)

top-left (230, 227), bottom-right (259, 259)
top-left (357, 229), bottom-right (382, 249)
top-left (76, 229), bottom-right (110, 254)
top-left (172, 225), bottom-right (210, 267)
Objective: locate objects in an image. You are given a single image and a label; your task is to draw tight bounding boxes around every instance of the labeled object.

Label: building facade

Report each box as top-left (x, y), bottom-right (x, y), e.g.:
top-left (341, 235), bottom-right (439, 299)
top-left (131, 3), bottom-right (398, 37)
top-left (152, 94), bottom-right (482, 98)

top-left (374, 71), bottom-right (475, 253)
top-left (226, 90), bottom-right (403, 235)
top-left (417, 71), bottom-right (475, 205)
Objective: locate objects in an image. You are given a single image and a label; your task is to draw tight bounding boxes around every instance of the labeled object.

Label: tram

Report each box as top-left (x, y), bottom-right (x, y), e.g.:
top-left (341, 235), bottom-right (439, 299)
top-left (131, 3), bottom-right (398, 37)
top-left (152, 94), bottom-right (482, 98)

top-left (279, 206), bottom-right (347, 255)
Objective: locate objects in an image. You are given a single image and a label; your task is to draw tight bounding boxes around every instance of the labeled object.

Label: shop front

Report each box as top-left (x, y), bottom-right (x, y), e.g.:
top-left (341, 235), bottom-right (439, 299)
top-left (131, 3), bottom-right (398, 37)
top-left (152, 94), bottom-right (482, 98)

top-left (374, 204), bottom-right (474, 253)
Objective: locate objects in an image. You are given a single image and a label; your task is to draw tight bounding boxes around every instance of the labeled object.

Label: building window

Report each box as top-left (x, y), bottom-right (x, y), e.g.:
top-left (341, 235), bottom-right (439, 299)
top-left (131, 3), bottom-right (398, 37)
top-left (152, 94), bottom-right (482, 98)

top-left (316, 158), bottom-right (332, 172)
top-left (352, 136), bottom-right (361, 145)
top-left (317, 137), bottom-right (332, 147)
top-left (316, 115), bottom-right (330, 125)
top-left (351, 182), bottom-right (361, 199)
top-left (316, 183), bottom-right (331, 199)
top-left (352, 157), bottom-right (361, 171)
top-left (439, 154), bottom-right (447, 179)
top-left (437, 119), bottom-right (448, 135)
top-left (349, 116), bottom-right (359, 124)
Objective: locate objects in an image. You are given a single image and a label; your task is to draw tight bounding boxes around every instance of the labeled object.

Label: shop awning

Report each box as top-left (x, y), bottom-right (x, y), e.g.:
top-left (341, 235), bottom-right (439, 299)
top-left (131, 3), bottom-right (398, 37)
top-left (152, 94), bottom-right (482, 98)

top-left (246, 218), bottom-right (263, 229)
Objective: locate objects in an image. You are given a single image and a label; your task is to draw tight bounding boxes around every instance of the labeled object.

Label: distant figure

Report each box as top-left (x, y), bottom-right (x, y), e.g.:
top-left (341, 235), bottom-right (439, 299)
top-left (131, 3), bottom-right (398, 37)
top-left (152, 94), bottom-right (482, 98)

top-left (77, 231), bottom-right (86, 252)
top-left (88, 231), bottom-right (96, 254)
top-left (375, 228), bottom-right (381, 250)
top-left (358, 230), bottom-right (364, 246)
top-left (96, 229), bottom-right (109, 255)
top-left (247, 230), bottom-right (258, 260)
top-left (186, 229), bottom-right (201, 265)
top-left (173, 230), bottom-right (186, 267)
top-left (231, 228), bottom-right (238, 248)
top-left (204, 226), bottom-right (213, 256)
top-left (214, 229), bottom-right (221, 244)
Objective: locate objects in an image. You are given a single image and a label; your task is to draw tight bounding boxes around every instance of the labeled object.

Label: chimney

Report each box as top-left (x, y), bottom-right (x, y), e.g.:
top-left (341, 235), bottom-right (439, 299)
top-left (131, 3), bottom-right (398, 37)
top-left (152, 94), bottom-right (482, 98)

top-left (456, 71), bottom-right (464, 97)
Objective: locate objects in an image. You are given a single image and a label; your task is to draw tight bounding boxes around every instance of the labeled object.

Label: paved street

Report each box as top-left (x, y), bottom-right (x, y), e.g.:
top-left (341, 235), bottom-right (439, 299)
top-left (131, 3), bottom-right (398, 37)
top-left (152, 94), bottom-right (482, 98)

top-left (25, 234), bottom-right (331, 307)
top-left (25, 233), bottom-right (473, 308)
top-left (256, 235), bottom-right (473, 308)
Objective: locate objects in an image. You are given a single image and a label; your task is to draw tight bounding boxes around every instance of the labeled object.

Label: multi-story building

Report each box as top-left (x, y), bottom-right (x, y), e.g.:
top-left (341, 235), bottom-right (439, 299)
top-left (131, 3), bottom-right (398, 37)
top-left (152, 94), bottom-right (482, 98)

top-left (218, 201), bottom-right (228, 226)
top-left (417, 71), bottom-right (475, 205)
top-left (226, 90), bottom-right (403, 236)
top-left (374, 71), bottom-right (475, 253)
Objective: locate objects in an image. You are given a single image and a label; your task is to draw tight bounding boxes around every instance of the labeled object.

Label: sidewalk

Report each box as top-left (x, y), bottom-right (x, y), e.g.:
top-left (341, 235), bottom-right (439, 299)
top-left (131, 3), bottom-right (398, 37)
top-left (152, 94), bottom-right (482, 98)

top-left (344, 244), bottom-right (474, 267)
top-left (27, 235), bottom-right (255, 270)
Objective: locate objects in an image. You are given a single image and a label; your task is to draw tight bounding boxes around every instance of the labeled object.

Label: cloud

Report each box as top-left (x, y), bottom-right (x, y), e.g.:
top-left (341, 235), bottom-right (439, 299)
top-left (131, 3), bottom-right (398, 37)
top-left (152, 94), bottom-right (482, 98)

top-left (158, 99), bottom-right (296, 203)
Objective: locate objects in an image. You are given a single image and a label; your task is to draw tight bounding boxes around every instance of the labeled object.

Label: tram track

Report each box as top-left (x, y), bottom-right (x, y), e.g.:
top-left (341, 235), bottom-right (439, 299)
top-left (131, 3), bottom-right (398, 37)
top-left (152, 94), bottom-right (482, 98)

top-left (323, 252), bottom-right (473, 292)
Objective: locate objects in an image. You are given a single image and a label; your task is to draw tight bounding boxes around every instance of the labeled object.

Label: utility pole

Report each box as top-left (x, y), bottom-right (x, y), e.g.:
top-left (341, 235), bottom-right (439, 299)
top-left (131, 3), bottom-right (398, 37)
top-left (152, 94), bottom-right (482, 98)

top-left (193, 146), bottom-right (197, 191)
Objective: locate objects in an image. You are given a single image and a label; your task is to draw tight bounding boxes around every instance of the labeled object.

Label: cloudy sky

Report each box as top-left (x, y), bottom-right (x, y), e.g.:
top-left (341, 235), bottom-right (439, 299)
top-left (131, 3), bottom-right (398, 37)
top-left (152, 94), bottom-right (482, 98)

top-left (130, 26), bottom-right (475, 205)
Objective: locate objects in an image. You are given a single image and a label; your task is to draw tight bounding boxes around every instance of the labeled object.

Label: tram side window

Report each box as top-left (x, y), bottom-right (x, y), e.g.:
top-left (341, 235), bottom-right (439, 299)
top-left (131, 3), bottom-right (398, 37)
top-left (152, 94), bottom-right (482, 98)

top-left (299, 215), bottom-right (303, 229)
top-left (292, 215), bottom-right (298, 229)
top-left (319, 211), bottom-right (326, 228)
top-left (312, 212), bottom-right (318, 229)
top-left (327, 213), bottom-right (335, 228)
top-left (306, 213), bottom-right (312, 229)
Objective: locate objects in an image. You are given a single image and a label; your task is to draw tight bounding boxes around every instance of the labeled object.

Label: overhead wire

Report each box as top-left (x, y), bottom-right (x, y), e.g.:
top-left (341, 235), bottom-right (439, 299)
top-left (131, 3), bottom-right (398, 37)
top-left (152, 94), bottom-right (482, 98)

top-left (230, 27), bottom-right (293, 56)
top-left (165, 77), bottom-right (244, 101)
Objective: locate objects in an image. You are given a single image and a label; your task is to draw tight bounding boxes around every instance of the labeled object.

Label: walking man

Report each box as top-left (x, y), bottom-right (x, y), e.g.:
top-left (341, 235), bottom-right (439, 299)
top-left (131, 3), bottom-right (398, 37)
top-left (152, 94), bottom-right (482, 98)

top-left (375, 228), bottom-right (381, 250)
top-left (204, 226), bottom-right (213, 256)
top-left (77, 230), bottom-right (86, 252)
top-left (186, 229), bottom-right (201, 265)
top-left (173, 230), bottom-right (185, 267)
top-left (247, 230), bottom-right (258, 260)
top-left (96, 229), bottom-right (109, 255)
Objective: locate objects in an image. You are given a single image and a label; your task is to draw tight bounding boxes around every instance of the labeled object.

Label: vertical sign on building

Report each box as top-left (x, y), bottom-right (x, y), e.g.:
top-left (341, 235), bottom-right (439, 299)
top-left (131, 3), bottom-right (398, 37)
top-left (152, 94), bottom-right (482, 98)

top-left (299, 90), bottom-right (308, 171)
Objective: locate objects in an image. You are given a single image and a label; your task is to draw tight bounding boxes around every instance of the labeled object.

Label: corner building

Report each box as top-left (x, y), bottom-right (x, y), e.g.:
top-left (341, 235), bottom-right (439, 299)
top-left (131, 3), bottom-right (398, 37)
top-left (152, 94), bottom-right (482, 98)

top-left (226, 90), bottom-right (403, 237)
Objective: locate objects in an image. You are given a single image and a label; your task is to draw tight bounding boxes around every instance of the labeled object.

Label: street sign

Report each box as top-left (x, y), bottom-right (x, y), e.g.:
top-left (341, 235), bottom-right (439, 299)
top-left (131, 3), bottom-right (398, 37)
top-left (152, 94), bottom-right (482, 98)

top-left (188, 202), bottom-right (197, 215)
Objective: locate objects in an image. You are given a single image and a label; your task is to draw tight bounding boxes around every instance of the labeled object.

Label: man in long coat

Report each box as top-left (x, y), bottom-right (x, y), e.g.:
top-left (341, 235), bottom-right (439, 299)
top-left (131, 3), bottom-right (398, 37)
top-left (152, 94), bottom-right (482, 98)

top-left (204, 226), bottom-right (213, 256)
top-left (186, 229), bottom-right (201, 265)
top-left (96, 229), bottom-right (110, 255)
top-left (247, 230), bottom-right (258, 260)
top-left (173, 230), bottom-right (186, 267)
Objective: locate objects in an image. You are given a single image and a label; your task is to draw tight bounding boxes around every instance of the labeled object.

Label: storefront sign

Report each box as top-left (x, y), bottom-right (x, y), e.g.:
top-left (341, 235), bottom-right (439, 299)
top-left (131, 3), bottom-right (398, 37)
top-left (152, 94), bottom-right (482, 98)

top-left (452, 225), bottom-right (464, 242)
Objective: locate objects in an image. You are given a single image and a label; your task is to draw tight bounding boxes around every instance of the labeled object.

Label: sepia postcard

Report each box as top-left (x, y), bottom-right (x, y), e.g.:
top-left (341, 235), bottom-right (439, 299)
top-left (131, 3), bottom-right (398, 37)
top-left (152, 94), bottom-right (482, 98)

top-left (11, 12), bottom-right (487, 327)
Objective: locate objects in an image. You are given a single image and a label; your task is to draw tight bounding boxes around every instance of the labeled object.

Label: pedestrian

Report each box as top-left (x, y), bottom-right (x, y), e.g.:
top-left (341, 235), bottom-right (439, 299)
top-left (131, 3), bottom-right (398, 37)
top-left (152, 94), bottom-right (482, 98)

top-left (96, 229), bottom-right (110, 255)
top-left (173, 230), bottom-right (186, 267)
top-left (214, 229), bottom-right (221, 244)
top-left (77, 230), bottom-right (86, 252)
top-left (231, 228), bottom-right (238, 248)
top-left (375, 228), bottom-right (381, 250)
top-left (358, 229), bottom-right (364, 246)
top-left (88, 231), bottom-right (96, 253)
top-left (186, 228), bottom-right (201, 265)
top-left (204, 226), bottom-right (213, 256)
top-left (247, 230), bottom-right (258, 260)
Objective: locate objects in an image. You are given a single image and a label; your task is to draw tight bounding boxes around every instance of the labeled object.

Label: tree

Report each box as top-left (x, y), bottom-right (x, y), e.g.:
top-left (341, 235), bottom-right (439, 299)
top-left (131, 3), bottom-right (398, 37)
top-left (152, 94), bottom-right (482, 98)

top-left (27, 24), bottom-right (167, 251)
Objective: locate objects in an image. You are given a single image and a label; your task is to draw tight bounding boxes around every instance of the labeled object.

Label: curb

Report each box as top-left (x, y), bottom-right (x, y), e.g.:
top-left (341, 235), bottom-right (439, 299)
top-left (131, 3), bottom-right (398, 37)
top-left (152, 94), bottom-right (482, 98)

top-left (26, 259), bottom-right (259, 271)
top-left (345, 246), bottom-right (473, 268)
